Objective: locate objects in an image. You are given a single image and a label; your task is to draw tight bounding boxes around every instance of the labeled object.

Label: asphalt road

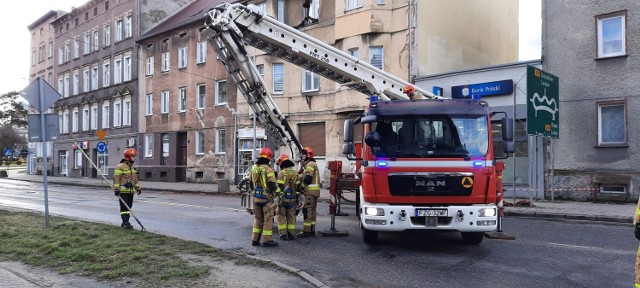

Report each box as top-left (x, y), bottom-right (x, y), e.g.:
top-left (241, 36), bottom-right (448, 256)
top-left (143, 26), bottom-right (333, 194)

top-left (0, 179), bottom-right (635, 288)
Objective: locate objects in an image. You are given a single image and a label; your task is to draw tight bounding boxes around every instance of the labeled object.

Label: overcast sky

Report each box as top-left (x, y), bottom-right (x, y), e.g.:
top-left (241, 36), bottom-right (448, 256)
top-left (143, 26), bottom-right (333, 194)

top-left (4, 0), bottom-right (542, 96)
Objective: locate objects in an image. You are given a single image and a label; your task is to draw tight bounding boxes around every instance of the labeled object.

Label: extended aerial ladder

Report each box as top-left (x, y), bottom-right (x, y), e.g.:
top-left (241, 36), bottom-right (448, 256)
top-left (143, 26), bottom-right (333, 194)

top-left (204, 2), bottom-right (441, 157)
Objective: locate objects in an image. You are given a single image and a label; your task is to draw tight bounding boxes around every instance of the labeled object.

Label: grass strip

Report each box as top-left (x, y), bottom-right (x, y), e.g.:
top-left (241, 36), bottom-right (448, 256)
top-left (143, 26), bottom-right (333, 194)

top-left (0, 209), bottom-right (253, 286)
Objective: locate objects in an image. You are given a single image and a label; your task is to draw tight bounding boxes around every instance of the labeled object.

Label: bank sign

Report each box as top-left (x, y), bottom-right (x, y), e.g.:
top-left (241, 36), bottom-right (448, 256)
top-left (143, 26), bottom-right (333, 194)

top-left (451, 79), bottom-right (513, 99)
top-left (526, 65), bottom-right (559, 138)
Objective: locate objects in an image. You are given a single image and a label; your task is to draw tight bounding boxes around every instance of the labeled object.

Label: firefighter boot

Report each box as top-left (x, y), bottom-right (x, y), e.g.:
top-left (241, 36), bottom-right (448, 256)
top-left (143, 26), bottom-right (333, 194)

top-left (279, 234), bottom-right (289, 241)
top-left (287, 232), bottom-right (295, 241)
top-left (123, 215), bottom-right (133, 229)
top-left (297, 231), bottom-right (315, 238)
top-left (252, 233), bottom-right (261, 246)
top-left (262, 241), bottom-right (279, 247)
top-left (120, 215), bottom-right (127, 228)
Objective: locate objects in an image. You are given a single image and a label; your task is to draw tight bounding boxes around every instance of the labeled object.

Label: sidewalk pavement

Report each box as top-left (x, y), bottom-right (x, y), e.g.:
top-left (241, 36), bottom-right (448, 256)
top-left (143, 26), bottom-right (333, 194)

top-left (1, 170), bottom-right (636, 287)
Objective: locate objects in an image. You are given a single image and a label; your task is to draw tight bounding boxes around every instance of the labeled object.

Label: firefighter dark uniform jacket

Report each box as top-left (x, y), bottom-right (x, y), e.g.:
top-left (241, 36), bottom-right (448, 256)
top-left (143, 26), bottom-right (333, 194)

top-left (113, 162), bottom-right (140, 193)
top-left (277, 167), bottom-right (300, 201)
top-left (251, 164), bottom-right (277, 200)
top-left (302, 160), bottom-right (320, 197)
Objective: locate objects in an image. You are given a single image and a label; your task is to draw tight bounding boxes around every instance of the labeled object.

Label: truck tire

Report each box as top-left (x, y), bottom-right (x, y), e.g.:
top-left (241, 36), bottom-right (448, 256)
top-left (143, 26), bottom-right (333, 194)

top-left (461, 232), bottom-right (484, 245)
top-left (361, 222), bottom-right (378, 244)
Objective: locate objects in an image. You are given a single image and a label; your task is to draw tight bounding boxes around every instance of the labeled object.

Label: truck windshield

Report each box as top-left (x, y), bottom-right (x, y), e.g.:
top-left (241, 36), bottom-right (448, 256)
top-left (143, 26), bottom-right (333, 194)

top-left (372, 115), bottom-right (488, 158)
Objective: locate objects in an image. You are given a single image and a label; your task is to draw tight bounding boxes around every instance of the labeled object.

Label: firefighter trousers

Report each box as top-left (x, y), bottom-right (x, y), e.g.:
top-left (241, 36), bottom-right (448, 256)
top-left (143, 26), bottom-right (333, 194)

top-left (119, 193), bottom-right (134, 215)
top-left (635, 246), bottom-right (640, 287)
top-left (277, 199), bottom-right (297, 236)
top-left (302, 192), bottom-right (319, 233)
top-left (252, 197), bottom-right (275, 243)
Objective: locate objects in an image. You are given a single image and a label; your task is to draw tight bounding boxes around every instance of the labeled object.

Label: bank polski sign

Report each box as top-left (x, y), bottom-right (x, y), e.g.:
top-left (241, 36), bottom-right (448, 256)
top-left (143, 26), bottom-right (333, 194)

top-left (526, 65), bottom-right (559, 138)
top-left (451, 79), bottom-right (513, 99)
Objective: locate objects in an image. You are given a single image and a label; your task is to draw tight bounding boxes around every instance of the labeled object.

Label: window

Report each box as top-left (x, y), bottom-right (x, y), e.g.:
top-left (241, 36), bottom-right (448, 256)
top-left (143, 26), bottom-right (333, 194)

top-left (72, 108), bottom-right (79, 132)
top-left (273, 63), bottom-right (284, 94)
top-left (197, 84), bottom-right (206, 109)
top-left (349, 47), bottom-right (359, 59)
top-left (215, 80), bottom-right (227, 105)
top-left (178, 47), bottom-right (187, 68)
top-left (369, 46), bottom-right (383, 69)
top-left (74, 37), bottom-right (80, 58)
top-left (93, 30), bottom-right (99, 51)
top-left (83, 32), bottom-right (91, 55)
top-left (58, 47), bottom-right (63, 64)
top-left (114, 57), bottom-right (122, 84)
top-left (59, 151), bottom-right (68, 175)
top-left (63, 74), bottom-right (70, 97)
top-left (104, 23), bottom-right (111, 46)
top-left (256, 64), bottom-right (264, 77)
top-left (161, 90), bottom-right (169, 114)
top-left (196, 41), bottom-right (207, 63)
top-left (178, 87), bottom-right (187, 112)
top-left (125, 14), bottom-right (132, 38)
top-left (298, 122), bottom-right (326, 156)
top-left (277, 0), bottom-right (285, 22)
top-left (57, 76), bottom-right (63, 94)
top-left (82, 107), bottom-right (90, 131)
top-left (161, 52), bottom-right (170, 72)
top-left (115, 19), bottom-right (123, 42)
top-left (123, 55), bottom-right (132, 81)
top-left (48, 40), bottom-right (53, 58)
top-left (161, 133), bottom-right (169, 165)
top-left (63, 110), bottom-right (69, 134)
top-left (145, 134), bottom-right (153, 157)
top-left (102, 104), bottom-right (110, 128)
top-left (597, 12), bottom-right (626, 58)
top-left (145, 94), bottom-right (153, 116)
top-left (91, 105), bottom-right (98, 130)
top-left (303, 70), bottom-right (320, 92)
top-left (73, 71), bottom-right (79, 95)
top-left (58, 111), bottom-right (63, 134)
top-left (83, 68), bottom-right (90, 92)
top-left (64, 41), bottom-right (70, 62)
top-left (598, 101), bottom-right (626, 145)
top-left (123, 98), bottom-right (131, 126)
top-left (216, 129), bottom-right (226, 154)
top-left (146, 56), bottom-right (154, 76)
top-left (103, 60), bottom-right (110, 87)
top-left (309, 0), bottom-right (319, 18)
top-left (346, 0), bottom-right (363, 10)
top-left (114, 101), bottom-right (122, 127)
top-left (75, 150), bottom-right (83, 169)
top-left (195, 131), bottom-right (204, 155)
top-left (91, 65), bottom-right (99, 90)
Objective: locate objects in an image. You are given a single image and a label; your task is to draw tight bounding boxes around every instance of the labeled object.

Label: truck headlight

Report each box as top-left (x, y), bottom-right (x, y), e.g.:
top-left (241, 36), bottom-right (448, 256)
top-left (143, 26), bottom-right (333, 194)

top-left (478, 208), bottom-right (496, 217)
top-left (365, 207), bottom-right (385, 216)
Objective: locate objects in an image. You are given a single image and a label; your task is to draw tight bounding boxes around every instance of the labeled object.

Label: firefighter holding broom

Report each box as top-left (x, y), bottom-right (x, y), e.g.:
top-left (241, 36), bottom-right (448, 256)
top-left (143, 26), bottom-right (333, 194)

top-left (113, 147), bottom-right (141, 229)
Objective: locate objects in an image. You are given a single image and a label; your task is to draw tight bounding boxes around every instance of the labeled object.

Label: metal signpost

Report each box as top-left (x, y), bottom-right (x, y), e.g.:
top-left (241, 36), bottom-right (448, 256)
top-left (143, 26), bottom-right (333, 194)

top-left (526, 65), bottom-right (560, 201)
top-left (21, 77), bottom-right (61, 228)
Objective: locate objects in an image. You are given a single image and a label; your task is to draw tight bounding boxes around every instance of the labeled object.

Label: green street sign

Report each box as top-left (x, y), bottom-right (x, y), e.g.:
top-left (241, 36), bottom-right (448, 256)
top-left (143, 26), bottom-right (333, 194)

top-left (527, 65), bottom-right (559, 138)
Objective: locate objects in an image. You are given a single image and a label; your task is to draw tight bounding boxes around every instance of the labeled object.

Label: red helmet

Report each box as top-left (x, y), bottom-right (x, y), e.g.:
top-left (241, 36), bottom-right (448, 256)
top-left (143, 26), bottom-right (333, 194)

top-left (402, 85), bottom-right (416, 96)
top-left (259, 147), bottom-right (273, 160)
top-left (276, 154), bottom-right (290, 166)
top-left (123, 148), bottom-right (137, 160)
top-left (302, 146), bottom-right (314, 158)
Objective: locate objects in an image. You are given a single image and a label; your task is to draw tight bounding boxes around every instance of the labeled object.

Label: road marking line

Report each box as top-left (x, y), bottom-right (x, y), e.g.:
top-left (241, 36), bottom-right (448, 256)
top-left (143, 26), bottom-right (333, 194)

top-left (547, 242), bottom-right (632, 255)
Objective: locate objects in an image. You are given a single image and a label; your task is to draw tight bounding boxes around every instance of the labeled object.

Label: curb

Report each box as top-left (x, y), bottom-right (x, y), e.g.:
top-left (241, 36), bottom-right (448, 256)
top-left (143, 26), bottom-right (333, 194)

top-left (246, 255), bottom-right (328, 288)
top-left (504, 211), bottom-right (632, 224)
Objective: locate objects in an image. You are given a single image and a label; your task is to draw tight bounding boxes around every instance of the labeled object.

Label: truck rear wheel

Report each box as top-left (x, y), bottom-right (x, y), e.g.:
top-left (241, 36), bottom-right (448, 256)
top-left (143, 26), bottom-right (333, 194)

top-left (361, 222), bottom-right (378, 244)
top-left (461, 232), bottom-right (484, 245)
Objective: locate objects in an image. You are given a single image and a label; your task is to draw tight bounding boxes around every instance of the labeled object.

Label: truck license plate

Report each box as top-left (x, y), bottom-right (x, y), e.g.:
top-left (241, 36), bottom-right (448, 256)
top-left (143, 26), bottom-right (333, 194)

top-left (416, 209), bottom-right (447, 217)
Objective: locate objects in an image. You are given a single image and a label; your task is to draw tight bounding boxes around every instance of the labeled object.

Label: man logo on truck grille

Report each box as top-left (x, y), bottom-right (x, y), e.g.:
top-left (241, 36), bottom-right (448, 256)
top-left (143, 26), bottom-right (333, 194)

top-left (461, 177), bottom-right (473, 188)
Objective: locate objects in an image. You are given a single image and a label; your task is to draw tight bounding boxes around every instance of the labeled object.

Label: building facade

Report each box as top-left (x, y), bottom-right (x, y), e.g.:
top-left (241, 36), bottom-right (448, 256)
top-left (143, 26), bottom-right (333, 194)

top-left (542, 0), bottom-right (640, 201)
top-left (136, 0), bottom-right (237, 183)
top-left (27, 10), bottom-right (62, 175)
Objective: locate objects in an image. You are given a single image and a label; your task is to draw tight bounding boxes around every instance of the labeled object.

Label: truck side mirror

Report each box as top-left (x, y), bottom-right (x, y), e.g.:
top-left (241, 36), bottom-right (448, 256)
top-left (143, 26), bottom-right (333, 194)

top-left (501, 117), bottom-right (515, 154)
top-left (343, 119), bottom-right (354, 143)
top-left (342, 144), bottom-right (354, 155)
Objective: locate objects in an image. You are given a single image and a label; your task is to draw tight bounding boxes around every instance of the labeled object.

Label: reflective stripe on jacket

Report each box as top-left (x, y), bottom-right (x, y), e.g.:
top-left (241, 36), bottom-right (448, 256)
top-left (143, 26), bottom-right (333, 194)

top-left (113, 162), bottom-right (140, 193)
top-left (277, 167), bottom-right (299, 199)
top-left (251, 164), bottom-right (276, 199)
top-left (303, 160), bottom-right (320, 191)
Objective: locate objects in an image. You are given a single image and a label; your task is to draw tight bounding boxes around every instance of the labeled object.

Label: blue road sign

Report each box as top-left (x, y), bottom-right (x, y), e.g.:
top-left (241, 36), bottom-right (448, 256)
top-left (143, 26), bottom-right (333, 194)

top-left (96, 142), bottom-right (107, 153)
top-left (4, 149), bottom-right (13, 157)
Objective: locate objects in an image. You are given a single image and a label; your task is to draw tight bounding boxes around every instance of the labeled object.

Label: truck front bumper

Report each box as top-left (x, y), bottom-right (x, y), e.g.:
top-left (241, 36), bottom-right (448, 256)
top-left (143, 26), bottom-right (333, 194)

top-left (360, 203), bottom-right (498, 232)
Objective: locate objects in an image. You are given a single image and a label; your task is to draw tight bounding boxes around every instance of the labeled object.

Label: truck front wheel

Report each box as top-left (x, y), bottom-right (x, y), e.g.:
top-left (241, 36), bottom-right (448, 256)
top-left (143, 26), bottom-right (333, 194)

top-left (361, 222), bottom-right (378, 244)
top-left (461, 232), bottom-right (484, 245)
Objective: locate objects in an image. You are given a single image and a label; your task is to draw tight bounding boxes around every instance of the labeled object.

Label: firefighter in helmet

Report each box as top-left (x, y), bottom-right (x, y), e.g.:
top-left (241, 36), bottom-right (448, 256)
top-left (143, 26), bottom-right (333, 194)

top-left (297, 146), bottom-right (320, 238)
top-left (113, 147), bottom-right (141, 229)
top-left (276, 154), bottom-right (300, 241)
top-left (250, 147), bottom-right (279, 247)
